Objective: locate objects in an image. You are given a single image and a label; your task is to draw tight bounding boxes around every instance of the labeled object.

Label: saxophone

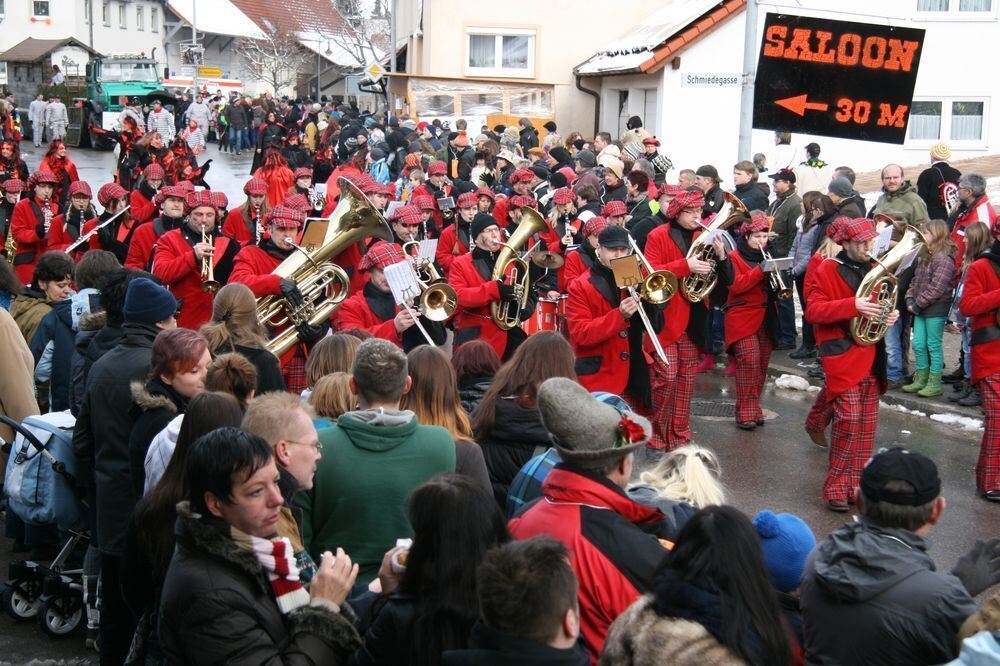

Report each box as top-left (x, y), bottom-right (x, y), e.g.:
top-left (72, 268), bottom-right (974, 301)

top-left (3, 224), bottom-right (15, 258)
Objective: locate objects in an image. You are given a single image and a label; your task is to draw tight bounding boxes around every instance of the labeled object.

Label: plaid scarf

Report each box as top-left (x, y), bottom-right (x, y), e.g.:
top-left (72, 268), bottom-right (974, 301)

top-left (231, 527), bottom-right (310, 615)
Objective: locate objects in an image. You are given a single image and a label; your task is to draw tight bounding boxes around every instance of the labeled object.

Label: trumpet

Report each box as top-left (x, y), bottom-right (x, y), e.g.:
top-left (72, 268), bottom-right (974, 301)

top-left (761, 247), bottom-right (793, 299)
top-left (66, 205), bottom-right (132, 254)
top-left (200, 224), bottom-right (221, 293)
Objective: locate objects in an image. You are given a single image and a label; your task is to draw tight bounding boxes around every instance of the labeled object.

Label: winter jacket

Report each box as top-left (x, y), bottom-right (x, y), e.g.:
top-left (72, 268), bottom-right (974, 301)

top-left (509, 464), bottom-right (671, 659)
top-left (455, 439), bottom-right (493, 497)
top-left (834, 194), bottom-right (866, 220)
top-left (10, 289), bottom-right (51, 344)
top-left (72, 321), bottom-right (161, 556)
top-left (917, 161), bottom-right (961, 221)
top-left (143, 412), bottom-right (182, 493)
top-left (599, 594), bottom-right (745, 666)
top-left (951, 194), bottom-right (997, 269)
top-left (948, 632), bottom-right (1000, 665)
top-left (28, 299), bottom-right (74, 412)
top-left (768, 189), bottom-right (803, 257)
top-left (212, 341), bottom-right (285, 394)
top-left (298, 408), bottom-right (456, 583)
top-left (475, 397), bottom-right (554, 508)
top-left (959, 248), bottom-right (1000, 383)
top-left (800, 518), bottom-right (977, 665)
top-left (793, 161), bottom-right (833, 197)
top-left (906, 249), bottom-right (956, 318)
top-left (791, 222), bottom-right (819, 278)
top-left (625, 484), bottom-right (698, 540)
top-left (458, 375), bottom-right (491, 415)
top-left (702, 185), bottom-right (726, 219)
top-left (159, 502), bottom-right (361, 665)
top-left (72, 314), bottom-right (122, 416)
top-left (128, 378), bottom-right (187, 497)
top-left (734, 181), bottom-right (769, 213)
top-left (346, 593), bottom-right (422, 666)
top-left (873, 181), bottom-right (930, 227)
top-left (442, 622), bottom-right (590, 666)
top-left (0, 308), bottom-right (39, 446)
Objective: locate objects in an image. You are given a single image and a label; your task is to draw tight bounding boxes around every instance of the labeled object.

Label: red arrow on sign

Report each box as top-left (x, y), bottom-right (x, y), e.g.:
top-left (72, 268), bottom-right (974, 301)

top-left (775, 94), bottom-right (829, 116)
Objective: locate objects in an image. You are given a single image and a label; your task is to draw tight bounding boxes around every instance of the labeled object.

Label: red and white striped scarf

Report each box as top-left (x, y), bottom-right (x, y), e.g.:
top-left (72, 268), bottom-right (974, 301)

top-left (232, 528), bottom-right (310, 615)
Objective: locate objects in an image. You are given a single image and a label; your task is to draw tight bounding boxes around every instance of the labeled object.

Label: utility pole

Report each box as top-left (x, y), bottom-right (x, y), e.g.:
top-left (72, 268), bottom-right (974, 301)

top-left (317, 39), bottom-right (322, 102)
top-left (737, 0), bottom-right (758, 161)
top-left (388, 0), bottom-right (396, 114)
top-left (191, 0), bottom-right (198, 93)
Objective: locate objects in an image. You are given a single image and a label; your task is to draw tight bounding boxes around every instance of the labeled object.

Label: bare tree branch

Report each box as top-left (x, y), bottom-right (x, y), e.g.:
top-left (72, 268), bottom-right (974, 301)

top-left (325, 0), bottom-right (389, 68)
top-left (235, 27), bottom-right (310, 96)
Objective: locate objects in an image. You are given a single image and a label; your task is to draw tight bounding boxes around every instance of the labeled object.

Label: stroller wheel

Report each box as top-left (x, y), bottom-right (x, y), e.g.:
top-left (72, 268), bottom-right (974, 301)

top-left (2, 582), bottom-right (42, 620)
top-left (38, 592), bottom-right (84, 637)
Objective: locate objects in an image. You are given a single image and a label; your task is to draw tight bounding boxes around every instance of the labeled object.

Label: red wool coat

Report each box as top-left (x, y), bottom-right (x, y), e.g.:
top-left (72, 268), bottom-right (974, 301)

top-left (959, 256), bottom-right (1000, 384)
top-left (47, 213), bottom-right (98, 259)
top-left (952, 195), bottom-right (996, 271)
top-left (129, 190), bottom-right (157, 225)
top-left (805, 257), bottom-right (884, 399)
top-left (450, 252), bottom-right (505, 358)
top-left (10, 196), bottom-right (58, 283)
top-left (644, 224), bottom-right (700, 347)
top-left (561, 248), bottom-right (594, 294)
top-left (152, 228), bottom-right (236, 330)
top-left (724, 251), bottom-right (768, 348)
top-left (222, 207), bottom-right (265, 247)
top-left (436, 222), bottom-right (470, 276)
top-left (125, 217), bottom-right (182, 271)
top-left (334, 289), bottom-right (402, 343)
top-left (566, 269), bottom-right (632, 395)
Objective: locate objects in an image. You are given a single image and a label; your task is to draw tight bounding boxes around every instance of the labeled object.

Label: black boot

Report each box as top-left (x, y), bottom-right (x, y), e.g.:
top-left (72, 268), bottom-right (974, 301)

top-left (789, 345), bottom-right (817, 359)
top-left (958, 386), bottom-right (981, 407)
top-left (948, 382), bottom-right (970, 402)
top-left (943, 365), bottom-right (966, 384)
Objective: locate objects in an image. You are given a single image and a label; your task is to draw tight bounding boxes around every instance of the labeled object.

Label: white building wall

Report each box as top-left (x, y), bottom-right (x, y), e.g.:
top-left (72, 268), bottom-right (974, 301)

top-left (598, 0), bottom-right (1000, 178)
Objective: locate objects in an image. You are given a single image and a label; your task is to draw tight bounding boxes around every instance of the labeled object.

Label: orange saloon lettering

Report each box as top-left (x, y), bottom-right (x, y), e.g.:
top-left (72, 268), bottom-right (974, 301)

top-left (762, 25), bottom-right (920, 72)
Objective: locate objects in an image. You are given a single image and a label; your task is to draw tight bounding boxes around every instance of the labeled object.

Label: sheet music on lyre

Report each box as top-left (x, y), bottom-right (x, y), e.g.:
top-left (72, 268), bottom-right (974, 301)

top-left (895, 248), bottom-right (921, 276)
top-left (872, 225), bottom-right (894, 256)
top-left (383, 262), bottom-right (422, 306)
top-left (417, 239), bottom-right (438, 264)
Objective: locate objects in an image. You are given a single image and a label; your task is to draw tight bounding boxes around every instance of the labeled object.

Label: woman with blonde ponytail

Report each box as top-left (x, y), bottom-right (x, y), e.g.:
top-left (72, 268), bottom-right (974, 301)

top-left (199, 283), bottom-right (285, 393)
top-left (627, 445), bottom-right (727, 538)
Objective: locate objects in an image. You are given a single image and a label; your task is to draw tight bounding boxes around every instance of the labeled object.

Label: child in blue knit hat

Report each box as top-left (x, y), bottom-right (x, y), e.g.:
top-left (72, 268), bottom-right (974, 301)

top-left (754, 510), bottom-right (816, 655)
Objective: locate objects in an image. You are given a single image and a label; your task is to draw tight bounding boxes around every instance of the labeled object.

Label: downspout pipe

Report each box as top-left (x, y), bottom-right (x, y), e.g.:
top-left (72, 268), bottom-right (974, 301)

top-left (575, 74), bottom-right (601, 136)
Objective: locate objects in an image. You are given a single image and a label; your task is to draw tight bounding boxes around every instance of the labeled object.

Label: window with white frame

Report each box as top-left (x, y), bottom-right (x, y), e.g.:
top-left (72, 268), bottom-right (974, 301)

top-left (0, 63), bottom-right (7, 86)
top-left (916, 0), bottom-right (992, 12)
top-left (136, 5), bottom-right (143, 30)
top-left (151, 6), bottom-right (158, 32)
top-left (907, 98), bottom-right (987, 144)
top-left (32, 0), bottom-right (49, 17)
top-left (102, 0), bottom-right (110, 25)
top-left (0, 0), bottom-right (6, 17)
top-left (466, 28), bottom-right (535, 78)
top-left (118, 1), bottom-right (126, 28)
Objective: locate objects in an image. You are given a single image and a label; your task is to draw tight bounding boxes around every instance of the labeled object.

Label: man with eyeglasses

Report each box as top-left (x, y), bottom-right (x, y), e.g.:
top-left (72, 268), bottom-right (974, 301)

top-left (242, 391), bottom-right (324, 582)
top-left (950, 173), bottom-right (996, 271)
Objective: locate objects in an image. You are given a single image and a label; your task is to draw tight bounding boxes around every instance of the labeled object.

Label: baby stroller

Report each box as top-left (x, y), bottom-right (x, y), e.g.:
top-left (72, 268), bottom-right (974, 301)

top-left (1, 413), bottom-right (94, 639)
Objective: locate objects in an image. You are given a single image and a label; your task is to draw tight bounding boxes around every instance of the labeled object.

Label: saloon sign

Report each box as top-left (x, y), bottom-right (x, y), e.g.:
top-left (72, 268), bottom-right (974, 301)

top-left (752, 14), bottom-right (925, 144)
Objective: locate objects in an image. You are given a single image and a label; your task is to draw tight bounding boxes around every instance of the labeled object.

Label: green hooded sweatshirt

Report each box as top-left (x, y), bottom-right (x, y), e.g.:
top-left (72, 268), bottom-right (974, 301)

top-left (297, 408), bottom-right (456, 583)
top-left (873, 180), bottom-right (930, 227)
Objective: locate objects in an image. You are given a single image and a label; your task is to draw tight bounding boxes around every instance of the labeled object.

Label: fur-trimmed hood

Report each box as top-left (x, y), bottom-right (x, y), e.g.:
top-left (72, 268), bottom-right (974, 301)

top-left (174, 501), bottom-right (264, 582)
top-left (131, 378), bottom-right (184, 414)
top-left (78, 309), bottom-right (106, 332)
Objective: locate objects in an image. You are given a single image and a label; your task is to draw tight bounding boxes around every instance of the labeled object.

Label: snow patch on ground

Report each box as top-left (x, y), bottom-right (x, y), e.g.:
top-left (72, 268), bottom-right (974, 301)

top-left (930, 413), bottom-right (984, 431)
top-left (882, 402), bottom-right (927, 418)
top-left (775, 374), bottom-right (812, 391)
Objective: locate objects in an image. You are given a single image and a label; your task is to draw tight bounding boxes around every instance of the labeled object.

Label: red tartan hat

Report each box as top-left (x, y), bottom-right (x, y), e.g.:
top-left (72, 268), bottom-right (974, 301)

top-left (143, 164), bottom-right (165, 180)
top-left (379, 183), bottom-right (396, 198)
top-left (553, 188), bottom-right (574, 205)
top-left (210, 191), bottom-right (229, 210)
top-left (33, 170), bottom-right (59, 185)
top-left (656, 183), bottom-right (685, 199)
top-left (266, 204), bottom-right (307, 229)
top-left (1, 178), bottom-right (24, 194)
top-left (68, 181), bottom-right (93, 199)
top-left (185, 190), bottom-right (214, 211)
top-left (411, 194), bottom-right (436, 211)
top-left (666, 190), bottom-right (705, 218)
top-left (475, 187), bottom-right (495, 202)
top-left (739, 212), bottom-right (770, 236)
top-left (391, 204), bottom-right (424, 227)
top-left (358, 241), bottom-right (406, 271)
top-left (508, 195), bottom-right (537, 210)
top-left (293, 167), bottom-right (313, 180)
top-left (427, 160), bottom-right (447, 176)
top-left (243, 178), bottom-right (267, 196)
top-left (283, 193), bottom-right (310, 212)
top-left (642, 137), bottom-right (661, 147)
top-left (510, 168), bottom-right (535, 185)
top-left (98, 182), bottom-right (128, 207)
top-left (583, 216), bottom-right (611, 238)
top-left (832, 217), bottom-right (877, 243)
top-left (456, 191), bottom-right (477, 209)
top-left (601, 200), bottom-right (627, 217)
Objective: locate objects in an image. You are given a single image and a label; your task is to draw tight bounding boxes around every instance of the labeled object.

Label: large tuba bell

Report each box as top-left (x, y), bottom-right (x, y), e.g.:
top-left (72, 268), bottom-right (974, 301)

top-left (491, 206), bottom-right (549, 330)
top-left (680, 192), bottom-right (751, 302)
top-left (257, 178), bottom-right (392, 356)
top-left (849, 226), bottom-right (926, 346)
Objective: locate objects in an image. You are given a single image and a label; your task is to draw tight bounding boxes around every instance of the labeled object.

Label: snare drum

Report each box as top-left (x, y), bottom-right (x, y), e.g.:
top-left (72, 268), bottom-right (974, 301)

top-left (556, 295), bottom-right (569, 336)
top-left (521, 298), bottom-right (559, 335)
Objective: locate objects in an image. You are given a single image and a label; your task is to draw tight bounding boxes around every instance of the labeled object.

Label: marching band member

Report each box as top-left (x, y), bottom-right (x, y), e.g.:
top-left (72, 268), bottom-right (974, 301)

top-left (388, 204), bottom-right (424, 246)
top-left (560, 216), bottom-right (609, 293)
top-left (551, 187), bottom-right (581, 247)
top-left (370, 182), bottom-right (395, 214)
top-left (958, 216), bottom-right (1000, 502)
top-left (10, 170), bottom-right (59, 283)
top-left (88, 182), bottom-right (140, 264)
top-left (644, 190), bottom-right (713, 451)
top-left (229, 204), bottom-right (326, 392)
top-left (335, 241), bottom-right (447, 350)
top-left (492, 168), bottom-right (535, 222)
top-left (476, 187), bottom-right (495, 214)
top-left (223, 178), bottom-right (269, 246)
top-left (413, 160), bottom-right (453, 229)
top-left (436, 191), bottom-right (476, 275)
top-left (410, 194), bottom-right (440, 240)
top-left (602, 200), bottom-right (628, 227)
top-left (289, 167), bottom-right (324, 216)
top-left (130, 163), bottom-right (164, 224)
top-left (631, 183), bottom-right (683, 251)
top-left (805, 217), bottom-right (895, 512)
top-left (0, 178), bottom-right (24, 260)
top-left (47, 181), bottom-right (97, 258)
top-left (718, 212), bottom-right (780, 431)
top-left (152, 190), bottom-right (239, 329)
top-left (566, 224), bottom-right (663, 408)
top-left (125, 184), bottom-right (190, 270)
top-left (451, 212), bottom-right (537, 360)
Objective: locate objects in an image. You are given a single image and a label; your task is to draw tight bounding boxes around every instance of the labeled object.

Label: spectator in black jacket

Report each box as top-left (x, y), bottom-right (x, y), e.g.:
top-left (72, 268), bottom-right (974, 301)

top-left (695, 165), bottom-right (726, 219)
top-left (828, 176), bottom-right (866, 218)
top-left (518, 117), bottom-right (539, 153)
top-left (733, 160), bottom-right (769, 212)
top-left (917, 142), bottom-right (961, 221)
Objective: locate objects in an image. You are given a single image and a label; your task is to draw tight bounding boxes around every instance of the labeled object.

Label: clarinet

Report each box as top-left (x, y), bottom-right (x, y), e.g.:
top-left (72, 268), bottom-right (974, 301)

top-left (42, 193), bottom-right (53, 235)
top-left (253, 204), bottom-right (262, 244)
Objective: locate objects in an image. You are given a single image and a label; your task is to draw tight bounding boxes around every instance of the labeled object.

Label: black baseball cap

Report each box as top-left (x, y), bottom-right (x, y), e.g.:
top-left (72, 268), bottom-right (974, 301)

top-left (598, 225), bottom-right (630, 249)
top-left (861, 447), bottom-right (941, 506)
top-left (768, 168), bottom-right (796, 183)
top-left (695, 165), bottom-right (721, 181)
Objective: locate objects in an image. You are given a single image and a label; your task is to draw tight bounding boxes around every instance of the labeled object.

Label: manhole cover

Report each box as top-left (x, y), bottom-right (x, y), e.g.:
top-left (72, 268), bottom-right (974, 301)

top-left (692, 400), bottom-right (736, 417)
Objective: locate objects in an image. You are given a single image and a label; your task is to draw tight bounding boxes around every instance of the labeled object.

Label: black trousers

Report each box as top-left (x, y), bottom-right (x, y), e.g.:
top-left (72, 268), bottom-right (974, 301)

top-left (99, 553), bottom-right (136, 666)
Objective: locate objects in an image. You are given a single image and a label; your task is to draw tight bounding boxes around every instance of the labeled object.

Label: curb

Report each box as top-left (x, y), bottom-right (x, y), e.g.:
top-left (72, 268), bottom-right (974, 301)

top-left (764, 355), bottom-right (985, 423)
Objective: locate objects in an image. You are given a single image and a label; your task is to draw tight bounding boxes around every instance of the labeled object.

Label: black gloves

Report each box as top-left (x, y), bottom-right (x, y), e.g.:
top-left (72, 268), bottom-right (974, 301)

top-left (496, 281), bottom-right (517, 302)
top-left (480, 172), bottom-right (495, 186)
top-left (296, 320), bottom-right (330, 348)
top-left (98, 225), bottom-right (116, 249)
top-left (951, 537), bottom-right (1000, 597)
top-left (35, 223), bottom-right (48, 239)
top-left (280, 278), bottom-right (305, 308)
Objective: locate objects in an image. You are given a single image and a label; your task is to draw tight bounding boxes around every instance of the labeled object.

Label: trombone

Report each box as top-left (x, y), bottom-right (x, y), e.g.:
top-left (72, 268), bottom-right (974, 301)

top-left (625, 234), bottom-right (677, 367)
top-left (402, 240), bottom-right (457, 322)
top-left (200, 224), bottom-right (221, 293)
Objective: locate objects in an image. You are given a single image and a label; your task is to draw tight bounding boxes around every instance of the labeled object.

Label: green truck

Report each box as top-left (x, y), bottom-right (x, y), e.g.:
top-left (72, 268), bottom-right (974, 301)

top-left (67, 53), bottom-right (175, 149)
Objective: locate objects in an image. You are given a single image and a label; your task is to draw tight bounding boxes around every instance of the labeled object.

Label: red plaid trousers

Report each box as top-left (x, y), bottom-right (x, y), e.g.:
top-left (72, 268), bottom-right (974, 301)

top-left (732, 328), bottom-right (772, 423)
top-left (977, 374), bottom-right (1000, 493)
top-left (282, 346), bottom-right (308, 395)
top-left (823, 376), bottom-right (879, 502)
top-left (650, 333), bottom-right (698, 450)
top-left (805, 386), bottom-right (833, 433)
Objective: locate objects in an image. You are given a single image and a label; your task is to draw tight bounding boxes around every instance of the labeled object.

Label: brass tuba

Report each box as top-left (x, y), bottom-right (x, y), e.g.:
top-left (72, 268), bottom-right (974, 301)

top-left (257, 178), bottom-right (392, 356)
top-left (491, 206), bottom-right (549, 330)
top-left (680, 192), bottom-right (750, 302)
top-left (849, 226), bottom-right (926, 346)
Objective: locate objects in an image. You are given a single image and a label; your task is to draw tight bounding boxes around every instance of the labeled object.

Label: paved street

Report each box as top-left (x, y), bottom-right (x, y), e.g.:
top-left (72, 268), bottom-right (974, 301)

top-left (0, 345), bottom-right (995, 662)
